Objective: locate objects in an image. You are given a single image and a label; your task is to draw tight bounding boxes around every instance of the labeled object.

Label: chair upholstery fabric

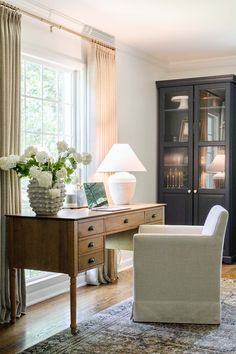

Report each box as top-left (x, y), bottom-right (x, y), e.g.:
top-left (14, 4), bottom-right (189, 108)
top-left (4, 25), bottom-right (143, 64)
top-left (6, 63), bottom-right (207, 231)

top-left (133, 205), bottom-right (228, 324)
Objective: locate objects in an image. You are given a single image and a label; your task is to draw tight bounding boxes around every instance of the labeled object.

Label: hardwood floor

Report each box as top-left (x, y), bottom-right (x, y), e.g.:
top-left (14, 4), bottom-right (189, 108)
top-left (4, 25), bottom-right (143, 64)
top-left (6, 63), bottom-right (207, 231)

top-left (0, 265), bottom-right (235, 354)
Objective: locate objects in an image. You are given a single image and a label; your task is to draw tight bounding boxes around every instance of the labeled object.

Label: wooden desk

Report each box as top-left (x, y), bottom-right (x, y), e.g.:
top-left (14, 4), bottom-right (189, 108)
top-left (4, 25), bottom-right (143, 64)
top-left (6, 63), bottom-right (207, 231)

top-left (7, 203), bottom-right (165, 335)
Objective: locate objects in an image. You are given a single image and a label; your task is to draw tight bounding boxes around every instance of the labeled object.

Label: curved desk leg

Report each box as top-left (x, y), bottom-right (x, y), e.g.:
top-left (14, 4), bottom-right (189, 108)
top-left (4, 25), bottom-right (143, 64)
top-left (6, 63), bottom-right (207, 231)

top-left (10, 267), bottom-right (16, 324)
top-left (70, 276), bottom-right (77, 335)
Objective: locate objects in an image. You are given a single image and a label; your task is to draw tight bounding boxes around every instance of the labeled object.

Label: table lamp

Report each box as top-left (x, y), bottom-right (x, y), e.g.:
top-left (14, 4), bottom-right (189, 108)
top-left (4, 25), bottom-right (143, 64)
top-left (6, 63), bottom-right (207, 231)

top-left (207, 154), bottom-right (225, 188)
top-left (97, 144), bottom-right (146, 204)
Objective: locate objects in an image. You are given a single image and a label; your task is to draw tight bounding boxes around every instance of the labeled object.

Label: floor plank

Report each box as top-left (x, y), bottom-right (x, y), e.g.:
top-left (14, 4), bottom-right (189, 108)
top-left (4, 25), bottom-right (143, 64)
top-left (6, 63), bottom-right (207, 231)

top-left (0, 265), bottom-right (235, 354)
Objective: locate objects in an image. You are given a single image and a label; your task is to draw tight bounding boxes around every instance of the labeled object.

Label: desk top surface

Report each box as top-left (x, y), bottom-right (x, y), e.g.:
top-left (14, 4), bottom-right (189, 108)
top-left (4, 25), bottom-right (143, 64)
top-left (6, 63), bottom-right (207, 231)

top-left (6, 203), bottom-right (165, 221)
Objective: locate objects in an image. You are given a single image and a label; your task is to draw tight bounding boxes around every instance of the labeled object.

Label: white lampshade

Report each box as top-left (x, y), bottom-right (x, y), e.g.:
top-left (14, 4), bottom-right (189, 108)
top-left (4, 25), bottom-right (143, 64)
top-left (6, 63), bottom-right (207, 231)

top-left (207, 154), bottom-right (225, 173)
top-left (97, 144), bottom-right (146, 205)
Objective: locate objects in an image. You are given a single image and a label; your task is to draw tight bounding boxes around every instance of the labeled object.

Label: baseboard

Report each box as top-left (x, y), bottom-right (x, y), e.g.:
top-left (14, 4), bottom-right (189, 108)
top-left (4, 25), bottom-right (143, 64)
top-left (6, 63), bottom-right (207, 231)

top-left (26, 273), bottom-right (87, 306)
top-left (117, 251), bottom-right (133, 272)
top-left (223, 254), bottom-right (236, 264)
top-left (27, 253), bottom-right (133, 306)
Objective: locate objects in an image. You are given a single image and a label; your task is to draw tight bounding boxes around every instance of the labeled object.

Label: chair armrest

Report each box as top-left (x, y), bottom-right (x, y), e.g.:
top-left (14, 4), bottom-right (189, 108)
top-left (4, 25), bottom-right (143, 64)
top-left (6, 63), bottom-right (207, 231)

top-left (133, 233), bottom-right (222, 279)
top-left (138, 224), bottom-right (203, 235)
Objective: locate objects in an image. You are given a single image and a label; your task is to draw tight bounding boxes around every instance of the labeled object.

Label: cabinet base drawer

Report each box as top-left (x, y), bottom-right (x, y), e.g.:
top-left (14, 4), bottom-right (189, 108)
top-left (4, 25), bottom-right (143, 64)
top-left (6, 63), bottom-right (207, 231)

top-left (105, 211), bottom-right (145, 233)
top-left (79, 235), bottom-right (104, 255)
top-left (78, 220), bottom-right (104, 238)
top-left (78, 251), bottom-right (104, 272)
top-left (145, 207), bottom-right (164, 223)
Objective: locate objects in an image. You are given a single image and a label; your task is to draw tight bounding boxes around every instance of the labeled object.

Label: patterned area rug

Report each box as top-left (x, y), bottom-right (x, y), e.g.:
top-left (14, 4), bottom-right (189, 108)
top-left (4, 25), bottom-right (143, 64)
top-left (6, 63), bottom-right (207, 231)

top-left (20, 279), bottom-right (236, 354)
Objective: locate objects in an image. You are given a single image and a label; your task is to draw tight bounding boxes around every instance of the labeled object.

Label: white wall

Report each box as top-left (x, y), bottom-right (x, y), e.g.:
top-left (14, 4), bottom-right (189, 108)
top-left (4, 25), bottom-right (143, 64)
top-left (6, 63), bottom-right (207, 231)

top-left (116, 44), bottom-right (165, 203)
top-left (21, 18), bottom-right (84, 67)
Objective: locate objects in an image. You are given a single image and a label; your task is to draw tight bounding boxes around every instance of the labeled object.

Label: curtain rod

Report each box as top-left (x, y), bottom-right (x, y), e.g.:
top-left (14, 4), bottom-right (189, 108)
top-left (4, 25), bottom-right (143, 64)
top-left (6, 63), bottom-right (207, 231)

top-left (0, 1), bottom-right (115, 51)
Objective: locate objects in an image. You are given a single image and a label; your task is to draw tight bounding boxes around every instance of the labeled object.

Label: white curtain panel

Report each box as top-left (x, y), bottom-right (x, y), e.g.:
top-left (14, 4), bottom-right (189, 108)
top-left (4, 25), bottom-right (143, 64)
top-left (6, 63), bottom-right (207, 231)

top-left (0, 5), bottom-right (26, 323)
top-left (86, 41), bottom-right (117, 285)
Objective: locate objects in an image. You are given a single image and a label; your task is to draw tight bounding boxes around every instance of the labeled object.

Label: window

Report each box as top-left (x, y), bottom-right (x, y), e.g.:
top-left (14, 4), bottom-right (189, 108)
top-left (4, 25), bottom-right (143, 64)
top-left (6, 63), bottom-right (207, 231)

top-left (21, 56), bottom-right (75, 156)
top-left (21, 55), bottom-right (81, 282)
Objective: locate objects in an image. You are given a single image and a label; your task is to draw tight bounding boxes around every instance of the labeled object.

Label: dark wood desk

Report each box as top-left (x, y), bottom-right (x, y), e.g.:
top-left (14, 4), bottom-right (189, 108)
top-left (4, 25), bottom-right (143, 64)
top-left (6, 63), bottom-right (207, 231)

top-left (7, 203), bottom-right (165, 334)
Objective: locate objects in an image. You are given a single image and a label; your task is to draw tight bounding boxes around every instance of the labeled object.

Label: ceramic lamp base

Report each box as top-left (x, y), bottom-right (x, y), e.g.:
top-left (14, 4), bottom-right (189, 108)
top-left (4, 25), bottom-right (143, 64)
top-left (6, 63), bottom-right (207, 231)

top-left (213, 172), bottom-right (225, 189)
top-left (108, 172), bottom-right (136, 205)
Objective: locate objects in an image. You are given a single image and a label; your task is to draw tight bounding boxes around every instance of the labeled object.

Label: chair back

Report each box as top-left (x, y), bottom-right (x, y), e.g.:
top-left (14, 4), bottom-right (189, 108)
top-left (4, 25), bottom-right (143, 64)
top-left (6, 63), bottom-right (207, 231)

top-left (202, 205), bottom-right (228, 238)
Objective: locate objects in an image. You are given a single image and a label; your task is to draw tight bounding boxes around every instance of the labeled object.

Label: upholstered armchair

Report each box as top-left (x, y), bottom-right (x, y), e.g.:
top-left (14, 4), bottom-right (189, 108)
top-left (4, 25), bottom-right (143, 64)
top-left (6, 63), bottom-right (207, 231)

top-left (133, 205), bottom-right (228, 324)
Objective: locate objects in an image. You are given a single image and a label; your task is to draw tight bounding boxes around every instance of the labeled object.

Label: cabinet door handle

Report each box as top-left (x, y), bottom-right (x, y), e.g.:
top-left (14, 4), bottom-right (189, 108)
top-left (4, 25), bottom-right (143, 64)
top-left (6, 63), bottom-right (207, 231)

top-left (88, 242), bottom-right (95, 248)
top-left (123, 218), bottom-right (129, 224)
top-left (88, 257), bottom-right (95, 264)
top-left (194, 189), bottom-right (197, 194)
top-left (187, 189), bottom-right (192, 194)
top-left (151, 214), bottom-right (156, 218)
top-left (88, 225), bottom-right (94, 231)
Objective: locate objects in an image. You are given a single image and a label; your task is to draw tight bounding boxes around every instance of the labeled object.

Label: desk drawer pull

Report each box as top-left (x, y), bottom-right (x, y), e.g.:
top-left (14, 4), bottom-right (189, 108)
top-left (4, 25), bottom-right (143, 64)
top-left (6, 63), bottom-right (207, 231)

top-left (88, 225), bottom-right (95, 231)
top-left (123, 218), bottom-right (129, 224)
top-left (152, 214), bottom-right (156, 218)
top-left (88, 257), bottom-right (96, 264)
top-left (88, 242), bottom-right (95, 248)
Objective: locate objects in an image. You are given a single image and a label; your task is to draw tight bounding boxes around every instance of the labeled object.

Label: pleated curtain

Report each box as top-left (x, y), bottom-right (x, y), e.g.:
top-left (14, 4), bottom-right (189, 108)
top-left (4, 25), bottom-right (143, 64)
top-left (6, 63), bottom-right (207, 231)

top-left (86, 41), bottom-right (117, 284)
top-left (0, 5), bottom-right (26, 323)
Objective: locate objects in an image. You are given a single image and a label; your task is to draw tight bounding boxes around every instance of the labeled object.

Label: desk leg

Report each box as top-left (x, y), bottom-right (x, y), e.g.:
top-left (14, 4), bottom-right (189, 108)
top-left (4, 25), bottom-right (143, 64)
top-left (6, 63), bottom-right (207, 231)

top-left (70, 276), bottom-right (77, 335)
top-left (10, 268), bottom-right (16, 324)
top-left (108, 249), bottom-right (118, 282)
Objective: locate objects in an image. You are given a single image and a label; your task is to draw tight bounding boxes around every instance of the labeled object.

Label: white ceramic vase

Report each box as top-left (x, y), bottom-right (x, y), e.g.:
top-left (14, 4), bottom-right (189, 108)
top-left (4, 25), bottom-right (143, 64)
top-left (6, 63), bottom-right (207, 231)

top-left (27, 179), bottom-right (66, 216)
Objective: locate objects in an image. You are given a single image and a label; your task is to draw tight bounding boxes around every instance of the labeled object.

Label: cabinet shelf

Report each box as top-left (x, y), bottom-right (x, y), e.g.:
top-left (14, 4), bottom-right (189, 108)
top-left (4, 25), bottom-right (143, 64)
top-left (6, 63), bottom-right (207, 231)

top-left (200, 106), bottom-right (225, 110)
top-left (164, 108), bottom-right (188, 112)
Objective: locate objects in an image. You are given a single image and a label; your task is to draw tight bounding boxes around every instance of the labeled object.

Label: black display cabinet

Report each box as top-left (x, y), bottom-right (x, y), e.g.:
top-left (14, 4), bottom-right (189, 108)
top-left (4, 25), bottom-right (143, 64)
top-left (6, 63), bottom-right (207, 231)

top-left (156, 75), bottom-right (236, 263)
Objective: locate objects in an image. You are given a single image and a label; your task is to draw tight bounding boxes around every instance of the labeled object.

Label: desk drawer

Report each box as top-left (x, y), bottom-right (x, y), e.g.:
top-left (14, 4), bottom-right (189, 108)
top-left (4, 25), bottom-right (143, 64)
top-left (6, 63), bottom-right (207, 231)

top-left (105, 211), bottom-right (145, 233)
top-left (79, 235), bottom-right (104, 255)
top-left (78, 220), bottom-right (104, 237)
top-left (145, 207), bottom-right (164, 223)
top-left (78, 251), bottom-right (104, 272)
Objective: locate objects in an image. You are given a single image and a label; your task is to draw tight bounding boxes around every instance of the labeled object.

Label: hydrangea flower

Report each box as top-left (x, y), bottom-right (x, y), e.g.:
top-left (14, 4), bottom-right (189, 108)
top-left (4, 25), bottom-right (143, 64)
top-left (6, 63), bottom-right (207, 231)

top-left (37, 171), bottom-right (52, 188)
top-left (49, 188), bottom-right (61, 199)
top-left (57, 141), bottom-right (68, 153)
top-left (24, 146), bottom-right (38, 158)
top-left (29, 166), bottom-right (41, 179)
top-left (36, 151), bottom-right (50, 164)
top-left (0, 155), bottom-right (20, 170)
top-left (56, 167), bottom-right (67, 179)
top-left (0, 141), bottom-right (92, 190)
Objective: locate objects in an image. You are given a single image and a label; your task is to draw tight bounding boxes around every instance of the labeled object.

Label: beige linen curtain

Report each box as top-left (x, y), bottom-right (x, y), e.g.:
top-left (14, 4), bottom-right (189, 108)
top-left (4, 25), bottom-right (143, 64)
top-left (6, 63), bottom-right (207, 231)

top-left (0, 5), bottom-right (26, 323)
top-left (86, 41), bottom-right (117, 284)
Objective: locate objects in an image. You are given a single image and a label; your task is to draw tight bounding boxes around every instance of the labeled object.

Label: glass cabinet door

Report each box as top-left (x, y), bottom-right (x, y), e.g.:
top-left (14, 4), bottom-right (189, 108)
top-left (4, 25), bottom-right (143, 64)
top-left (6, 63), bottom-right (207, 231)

top-left (161, 87), bottom-right (193, 191)
top-left (164, 147), bottom-right (188, 188)
top-left (199, 146), bottom-right (225, 189)
top-left (164, 89), bottom-right (190, 143)
top-left (196, 86), bottom-right (226, 190)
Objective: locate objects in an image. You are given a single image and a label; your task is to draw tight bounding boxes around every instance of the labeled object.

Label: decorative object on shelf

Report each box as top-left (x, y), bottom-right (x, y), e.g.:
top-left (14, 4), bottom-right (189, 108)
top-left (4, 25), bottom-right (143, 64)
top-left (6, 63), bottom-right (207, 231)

top-left (66, 175), bottom-right (87, 208)
top-left (166, 168), bottom-right (184, 188)
top-left (0, 141), bottom-right (92, 215)
top-left (179, 119), bottom-right (189, 142)
top-left (171, 95), bottom-right (189, 109)
top-left (207, 153), bottom-right (225, 189)
top-left (201, 92), bottom-right (222, 107)
top-left (97, 144), bottom-right (146, 205)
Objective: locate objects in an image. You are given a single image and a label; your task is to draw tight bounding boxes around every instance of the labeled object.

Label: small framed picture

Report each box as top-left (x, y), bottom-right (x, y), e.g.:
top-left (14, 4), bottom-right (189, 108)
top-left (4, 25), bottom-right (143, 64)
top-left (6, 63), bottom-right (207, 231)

top-left (179, 120), bottom-right (188, 142)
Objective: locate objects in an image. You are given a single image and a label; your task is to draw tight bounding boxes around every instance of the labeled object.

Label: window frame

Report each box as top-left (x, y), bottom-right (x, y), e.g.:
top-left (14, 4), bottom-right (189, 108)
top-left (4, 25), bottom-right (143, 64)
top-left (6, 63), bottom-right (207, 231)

top-left (21, 53), bottom-right (87, 299)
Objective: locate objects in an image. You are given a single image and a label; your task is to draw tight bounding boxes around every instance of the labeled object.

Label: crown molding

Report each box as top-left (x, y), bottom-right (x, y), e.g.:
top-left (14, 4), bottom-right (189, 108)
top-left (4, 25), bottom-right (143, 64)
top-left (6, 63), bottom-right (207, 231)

top-left (168, 55), bottom-right (236, 73)
top-left (116, 41), bottom-right (167, 70)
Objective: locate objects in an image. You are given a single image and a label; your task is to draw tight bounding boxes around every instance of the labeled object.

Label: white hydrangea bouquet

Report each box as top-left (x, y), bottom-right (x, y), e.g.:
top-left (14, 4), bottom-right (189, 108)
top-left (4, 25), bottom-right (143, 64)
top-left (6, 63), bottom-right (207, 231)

top-left (0, 141), bottom-right (92, 198)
